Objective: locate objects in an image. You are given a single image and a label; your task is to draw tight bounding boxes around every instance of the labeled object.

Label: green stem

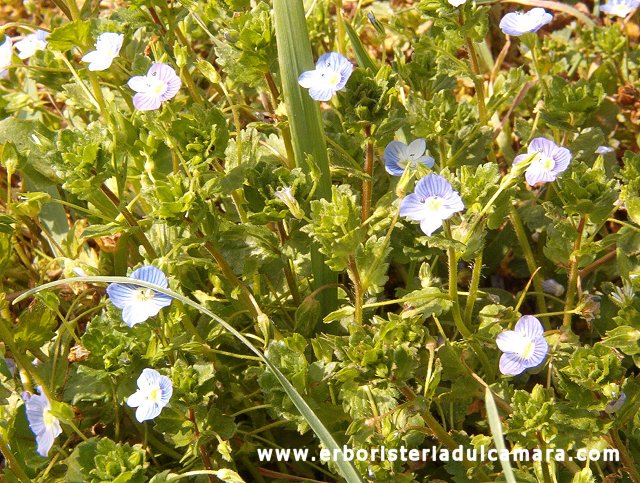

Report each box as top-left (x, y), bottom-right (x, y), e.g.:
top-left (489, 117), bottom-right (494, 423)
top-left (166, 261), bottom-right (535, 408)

top-left (610, 429), bottom-right (640, 483)
top-left (509, 205), bottom-right (547, 327)
top-left (444, 223), bottom-right (471, 339)
top-left (463, 253), bottom-right (483, 327)
top-left (0, 438), bottom-right (30, 483)
top-left (65, 0), bottom-right (80, 20)
top-left (361, 124), bottom-right (374, 223)
top-left (347, 256), bottom-right (364, 325)
top-left (563, 216), bottom-right (586, 331)
top-left (465, 36), bottom-right (488, 125)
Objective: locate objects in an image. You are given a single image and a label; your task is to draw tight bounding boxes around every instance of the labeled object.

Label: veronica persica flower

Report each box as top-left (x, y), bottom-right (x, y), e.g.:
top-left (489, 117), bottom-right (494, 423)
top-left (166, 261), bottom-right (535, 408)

top-left (127, 368), bottom-right (173, 422)
top-left (499, 8), bottom-right (553, 36)
top-left (127, 63), bottom-right (181, 111)
top-left (596, 145), bottom-right (615, 154)
top-left (400, 174), bottom-right (464, 236)
top-left (496, 316), bottom-right (548, 376)
top-left (298, 52), bottom-right (353, 101)
top-left (448, 0), bottom-right (467, 6)
top-left (0, 36), bottom-right (12, 78)
top-left (384, 139), bottom-right (435, 176)
top-left (601, 0), bottom-right (640, 17)
top-left (106, 265), bottom-right (173, 327)
top-left (23, 389), bottom-right (62, 457)
top-left (513, 137), bottom-right (571, 186)
top-left (14, 29), bottom-right (48, 59)
top-left (274, 187), bottom-right (304, 219)
top-left (82, 32), bottom-right (124, 71)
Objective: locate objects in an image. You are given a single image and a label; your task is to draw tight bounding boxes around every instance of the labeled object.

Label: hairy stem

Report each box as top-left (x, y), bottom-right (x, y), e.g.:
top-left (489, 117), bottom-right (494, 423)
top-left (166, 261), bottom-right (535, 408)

top-left (361, 124), bottom-right (374, 223)
top-left (563, 216), bottom-right (586, 330)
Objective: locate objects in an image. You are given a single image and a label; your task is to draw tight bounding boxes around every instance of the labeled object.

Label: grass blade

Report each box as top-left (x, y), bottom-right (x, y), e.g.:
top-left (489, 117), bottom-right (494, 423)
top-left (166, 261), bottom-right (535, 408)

top-left (273, 0), bottom-right (337, 319)
top-left (485, 387), bottom-right (517, 483)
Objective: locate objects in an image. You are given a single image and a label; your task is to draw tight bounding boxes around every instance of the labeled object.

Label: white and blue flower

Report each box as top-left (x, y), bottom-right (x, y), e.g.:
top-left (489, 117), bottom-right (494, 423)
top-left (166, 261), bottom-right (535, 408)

top-left (400, 174), bottom-right (464, 236)
top-left (128, 63), bottom-right (181, 111)
top-left (82, 32), bottom-right (124, 71)
top-left (601, 0), bottom-right (640, 17)
top-left (514, 137), bottom-right (571, 186)
top-left (298, 52), bottom-right (353, 101)
top-left (0, 36), bottom-right (12, 78)
top-left (384, 139), bottom-right (435, 176)
top-left (23, 388), bottom-right (62, 457)
top-left (14, 29), bottom-right (49, 59)
top-left (106, 265), bottom-right (173, 327)
top-left (496, 316), bottom-right (548, 376)
top-left (127, 368), bottom-right (173, 422)
top-left (499, 8), bottom-right (553, 36)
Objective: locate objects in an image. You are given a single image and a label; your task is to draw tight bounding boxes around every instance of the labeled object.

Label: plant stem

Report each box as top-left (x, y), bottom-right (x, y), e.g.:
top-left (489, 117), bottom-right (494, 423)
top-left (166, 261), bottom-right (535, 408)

top-left (563, 216), bottom-right (586, 331)
top-left (509, 205), bottom-right (547, 327)
top-left (361, 124), bottom-right (374, 224)
top-left (0, 438), bottom-right (30, 483)
top-left (347, 256), bottom-right (364, 325)
top-left (264, 72), bottom-right (296, 170)
top-left (463, 253), bottom-right (483, 327)
top-left (610, 429), bottom-right (640, 483)
top-left (187, 408), bottom-right (216, 483)
top-left (465, 36), bottom-right (488, 125)
top-left (444, 223), bottom-right (472, 339)
top-left (100, 184), bottom-right (158, 260)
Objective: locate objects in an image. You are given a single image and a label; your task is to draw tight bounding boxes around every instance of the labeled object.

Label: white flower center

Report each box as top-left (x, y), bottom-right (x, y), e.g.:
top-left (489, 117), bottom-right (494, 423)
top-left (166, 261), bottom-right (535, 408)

top-left (43, 409), bottom-right (56, 427)
top-left (135, 288), bottom-right (155, 303)
top-left (612, 4), bottom-right (631, 16)
top-left (146, 77), bottom-right (168, 97)
top-left (533, 152), bottom-right (555, 171)
top-left (513, 334), bottom-right (536, 360)
top-left (422, 196), bottom-right (444, 213)
top-left (323, 71), bottom-right (341, 87)
top-left (147, 387), bottom-right (160, 402)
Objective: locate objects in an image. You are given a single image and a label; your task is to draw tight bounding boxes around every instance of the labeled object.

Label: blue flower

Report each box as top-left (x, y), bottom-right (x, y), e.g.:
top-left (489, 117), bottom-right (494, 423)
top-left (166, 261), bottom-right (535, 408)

top-left (542, 278), bottom-right (565, 297)
top-left (605, 392), bottom-right (626, 414)
top-left (499, 8), bottom-right (553, 36)
top-left (14, 29), bottom-right (48, 59)
top-left (128, 63), bottom-right (181, 111)
top-left (106, 266), bottom-right (173, 327)
top-left (384, 139), bottom-right (435, 176)
top-left (0, 36), bottom-right (12, 79)
top-left (127, 368), bottom-right (173, 422)
top-left (298, 52), bottom-right (353, 101)
top-left (496, 316), bottom-right (548, 376)
top-left (81, 32), bottom-right (124, 71)
top-left (22, 388), bottom-right (62, 457)
top-left (399, 174), bottom-right (464, 236)
top-left (601, 0), bottom-right (640, 17)
top-left (595, 145), bottom-right (615, 155)
top-left (513, 137), bottom-right (571, 186)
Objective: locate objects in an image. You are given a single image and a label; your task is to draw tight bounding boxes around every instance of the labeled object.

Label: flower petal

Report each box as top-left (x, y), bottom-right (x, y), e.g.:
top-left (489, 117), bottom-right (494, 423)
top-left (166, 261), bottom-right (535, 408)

top-left (514, 315), bottom-right (544, 338)
top-left (414, 174), bottom-right (454, 199)
top-left (132, 93), bottom-right (162, 111)
top-left (496, 330), bottom-right (522, 352)
top-left (406, 139), bottom-right (427, 159)
top-left (419, 217), bottom-right (444, 236)
top-left (106, 282), bottom-right (137, 309)
top-left (135, 401), bottom-right (162, 422)
top-left (131, 266), bottom-right (169, 288)
top-left (127, 75), bottom-right (149, 93)
top-left (525, 336), bottom-right (548, 368)
top-left (499, 353), bottom-right (527, 376)
top-left (399, 194), bottom-right (426, 220)
top-left (297, 69), bottom-right (322, 89)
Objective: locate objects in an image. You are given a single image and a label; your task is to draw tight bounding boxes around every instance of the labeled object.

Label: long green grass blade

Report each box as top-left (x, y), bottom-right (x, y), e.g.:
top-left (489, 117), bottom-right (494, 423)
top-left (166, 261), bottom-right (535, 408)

top-left (344, 21), bottom-right (377, 72)
top-left (273, 0), bottom-right (337, 320)
top-left (485, 388), bottom-right (517, 483)
top-left (14, 277), bottom-right (364, 483)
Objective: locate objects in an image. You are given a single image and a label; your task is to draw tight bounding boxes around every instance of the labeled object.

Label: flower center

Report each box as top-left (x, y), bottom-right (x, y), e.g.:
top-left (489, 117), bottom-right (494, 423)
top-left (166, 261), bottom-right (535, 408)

top-left (325, 71), bottom-right (341, 86)
top-left (148, 387), bottom-right (160, 402)
top-left (43, 409), bottom-right (56, 427)
top-left (147, 77), bottom-right (168, 97)
top-left (513, 334), bottom-right (536, 360)
top-left (612, 4), bottom-right (631, 16)
top-left (533, 152), bottom-right (555, 171)
top-left (135, 288), bottom-right (155, 303)
top-left (422, 196), bottom-right (444, 213)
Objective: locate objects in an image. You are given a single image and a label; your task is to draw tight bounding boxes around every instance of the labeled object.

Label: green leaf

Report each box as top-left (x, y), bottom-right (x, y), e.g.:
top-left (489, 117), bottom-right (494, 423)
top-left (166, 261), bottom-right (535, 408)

top-left (485, 388), bottom-right (516, 483)
top-left (47, 20), bottom-right (92, 52)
